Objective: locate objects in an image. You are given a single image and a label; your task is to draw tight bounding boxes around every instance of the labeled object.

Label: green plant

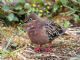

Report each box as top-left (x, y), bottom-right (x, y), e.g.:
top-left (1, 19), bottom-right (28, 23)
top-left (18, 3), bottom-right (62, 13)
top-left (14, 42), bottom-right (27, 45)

top-left (0, 0), bottom-right (80, 26)
top-left (0, 0), bottom-right (28, 25)
top-left (59, 0), bottom-right (80, 24)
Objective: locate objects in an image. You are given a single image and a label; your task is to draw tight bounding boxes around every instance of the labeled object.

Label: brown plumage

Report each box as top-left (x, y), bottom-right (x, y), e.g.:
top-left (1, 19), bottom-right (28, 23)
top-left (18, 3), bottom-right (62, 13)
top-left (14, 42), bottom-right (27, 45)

top-left (24, 13), bottom-right (65, 52)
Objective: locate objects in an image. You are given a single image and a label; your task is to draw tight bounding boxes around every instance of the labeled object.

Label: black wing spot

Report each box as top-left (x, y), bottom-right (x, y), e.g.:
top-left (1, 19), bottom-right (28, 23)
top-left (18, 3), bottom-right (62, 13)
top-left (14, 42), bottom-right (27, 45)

top-left (45, 21), bottom-right (64, 40)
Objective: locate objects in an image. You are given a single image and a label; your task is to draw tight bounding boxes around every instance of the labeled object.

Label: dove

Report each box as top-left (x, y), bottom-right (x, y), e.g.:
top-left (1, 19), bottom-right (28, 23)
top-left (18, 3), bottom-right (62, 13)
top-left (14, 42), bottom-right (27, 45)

top-left (24, 13), bottom-right (65, 52)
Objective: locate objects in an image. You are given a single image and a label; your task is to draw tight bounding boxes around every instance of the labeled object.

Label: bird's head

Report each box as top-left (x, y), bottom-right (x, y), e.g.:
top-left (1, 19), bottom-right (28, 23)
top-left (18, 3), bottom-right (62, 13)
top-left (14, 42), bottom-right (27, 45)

top-left (24, 13), bottom-right (39, 23)
top-left (23, 13), bottom-right (42, 31)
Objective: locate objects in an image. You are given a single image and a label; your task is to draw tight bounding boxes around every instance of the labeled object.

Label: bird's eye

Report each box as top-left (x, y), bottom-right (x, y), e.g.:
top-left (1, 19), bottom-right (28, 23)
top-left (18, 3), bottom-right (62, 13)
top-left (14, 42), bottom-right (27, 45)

top-left (24, 18), bottom-right (32, 23)
top-left (29, 18), bottom-right (32, 21)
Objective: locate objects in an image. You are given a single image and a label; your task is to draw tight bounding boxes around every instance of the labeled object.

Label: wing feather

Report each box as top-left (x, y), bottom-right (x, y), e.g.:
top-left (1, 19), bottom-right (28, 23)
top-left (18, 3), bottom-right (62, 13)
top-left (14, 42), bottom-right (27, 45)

top-left (44, 20), bottom-right (64, 40)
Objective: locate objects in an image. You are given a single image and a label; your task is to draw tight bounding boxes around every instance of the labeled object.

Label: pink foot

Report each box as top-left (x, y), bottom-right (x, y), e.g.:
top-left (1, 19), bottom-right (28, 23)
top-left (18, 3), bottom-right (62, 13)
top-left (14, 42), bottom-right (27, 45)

top-left (44, 47), bottom-right (53, 52)
top-left (34, 47), bottom-right (41, 52)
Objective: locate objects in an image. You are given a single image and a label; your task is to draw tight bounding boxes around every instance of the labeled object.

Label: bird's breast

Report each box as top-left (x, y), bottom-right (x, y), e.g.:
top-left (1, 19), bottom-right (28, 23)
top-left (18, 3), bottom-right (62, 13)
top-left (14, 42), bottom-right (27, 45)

top-left (28, 27), bottom-right (49, 44)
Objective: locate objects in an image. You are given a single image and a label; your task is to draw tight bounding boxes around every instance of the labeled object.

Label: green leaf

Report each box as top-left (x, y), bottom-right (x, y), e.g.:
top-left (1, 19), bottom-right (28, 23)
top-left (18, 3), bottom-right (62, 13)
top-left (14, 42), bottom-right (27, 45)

top-left (52, 4), bottom-right (59, 12)
top-left (18, 0), bottom-right (25, 3)
top-left (8, 0), bottom-right (14, 3)
top-left (32, 0), bottom-right (44, 3)
top-left (14, 4), bottom-right (22, 10)
top-left (60, 0), bottom-right (68, 5)
top-left (7, 13), bottom-right (18, 22)
top-left (2, 5), bottom-right (10, 12)
top-left (0, 0), bottom-right (2, 2)
top-left (63, 21), bottom-right (70, 28)
top-left (65, 5), bottom-right (76, 12)
top-left (24, 3), bottom-right (31, 9)
top-left (29, 8), bottom-right (36, 13)
top-left (18, 10), bottom-right (25, 15)
top-left (14, 16), bottom-right (19, 21)
top-left (37, 0), bottom-right (44, 3)
top-left (77, 0), bottom-right (80, 2)
top-left (7, 13), bottom-right (15, 21)
top-left (73, 14), bottom-right (80, 22)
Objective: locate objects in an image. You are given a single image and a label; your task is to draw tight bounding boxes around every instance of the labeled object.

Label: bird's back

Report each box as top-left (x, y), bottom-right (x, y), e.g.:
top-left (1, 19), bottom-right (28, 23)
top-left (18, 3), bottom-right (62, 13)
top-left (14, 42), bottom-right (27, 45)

top-left (44, 20), bottom-right (64, 41)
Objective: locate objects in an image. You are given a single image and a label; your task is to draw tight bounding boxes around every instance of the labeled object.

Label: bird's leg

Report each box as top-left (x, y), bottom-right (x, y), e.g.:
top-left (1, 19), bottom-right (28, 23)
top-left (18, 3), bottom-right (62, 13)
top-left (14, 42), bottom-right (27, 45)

top-left (44, 42), bottom-right (53, 52)
top-left (34, 45), bottom-right (42, 52)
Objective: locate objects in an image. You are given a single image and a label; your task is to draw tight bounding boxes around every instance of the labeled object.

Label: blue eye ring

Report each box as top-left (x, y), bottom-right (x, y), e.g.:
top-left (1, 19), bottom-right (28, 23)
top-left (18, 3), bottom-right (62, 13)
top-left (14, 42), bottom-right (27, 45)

top-left (24, 18), bottom-right (32, 23)
top-left (29, 18), bottom-right (32, 21)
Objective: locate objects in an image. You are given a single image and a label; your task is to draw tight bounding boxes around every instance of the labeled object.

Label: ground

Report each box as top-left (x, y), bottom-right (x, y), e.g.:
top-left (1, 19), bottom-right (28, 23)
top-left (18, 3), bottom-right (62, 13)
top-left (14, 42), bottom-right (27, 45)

top-left (0, 22), bottom-right (80, 60)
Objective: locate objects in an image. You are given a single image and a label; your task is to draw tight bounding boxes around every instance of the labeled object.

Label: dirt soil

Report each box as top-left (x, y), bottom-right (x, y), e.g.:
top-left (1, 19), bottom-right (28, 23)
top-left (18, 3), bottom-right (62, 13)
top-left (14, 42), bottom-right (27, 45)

top-left (0, 23), bottom-right (80, 60)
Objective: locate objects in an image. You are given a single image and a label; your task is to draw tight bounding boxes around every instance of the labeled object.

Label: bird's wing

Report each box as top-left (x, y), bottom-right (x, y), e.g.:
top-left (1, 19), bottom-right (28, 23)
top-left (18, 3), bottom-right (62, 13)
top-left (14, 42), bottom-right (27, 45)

top-left (44, 20), bottom-right (64, 40)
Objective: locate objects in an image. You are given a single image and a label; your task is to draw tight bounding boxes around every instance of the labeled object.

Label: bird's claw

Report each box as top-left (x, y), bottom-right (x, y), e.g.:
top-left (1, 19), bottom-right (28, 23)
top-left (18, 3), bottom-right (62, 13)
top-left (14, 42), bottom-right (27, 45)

top-left (34, 47), bottom-right (53, 52)
top-left (44, 47), bottom-right (53, 52)
top-left (34, 47), bottom-right (41, 52)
